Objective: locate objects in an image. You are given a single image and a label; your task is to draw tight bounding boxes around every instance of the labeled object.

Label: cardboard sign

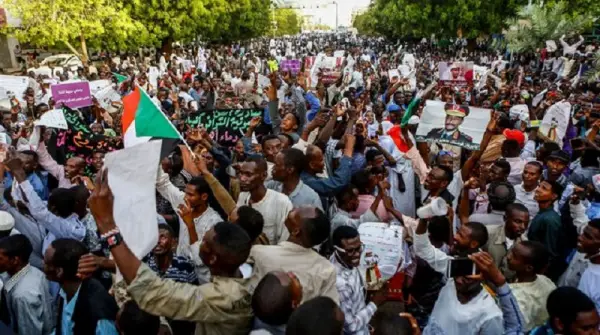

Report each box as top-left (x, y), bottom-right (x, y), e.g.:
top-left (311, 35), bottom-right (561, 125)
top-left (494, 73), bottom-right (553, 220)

top-left (51, 81), bottom-right (93, 109)
top-left (185, 109), bottom-right (262, 147)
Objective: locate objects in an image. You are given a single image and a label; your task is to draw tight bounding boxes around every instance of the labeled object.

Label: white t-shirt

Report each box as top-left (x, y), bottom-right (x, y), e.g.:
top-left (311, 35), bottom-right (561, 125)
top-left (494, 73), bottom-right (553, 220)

top-left (237, 189), bottom-right (293, 245)
top-left (578, 263), bottom-right (600, 314)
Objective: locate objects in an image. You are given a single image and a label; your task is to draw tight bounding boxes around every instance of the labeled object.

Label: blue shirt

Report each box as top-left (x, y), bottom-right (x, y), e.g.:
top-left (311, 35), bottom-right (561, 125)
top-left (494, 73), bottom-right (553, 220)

top-left (305, 91), bottom-right (321, 122)
top-left (52, 285), bottom-right (118, 335)
top-left (4, 171), bottom-right (48, 201)
top-left (301, 156), bottom-right (352, 211)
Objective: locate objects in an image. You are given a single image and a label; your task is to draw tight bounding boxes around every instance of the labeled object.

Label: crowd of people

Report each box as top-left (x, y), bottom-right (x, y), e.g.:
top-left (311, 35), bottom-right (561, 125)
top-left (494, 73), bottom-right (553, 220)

top-left (0, 31), bottom-right (599, 335)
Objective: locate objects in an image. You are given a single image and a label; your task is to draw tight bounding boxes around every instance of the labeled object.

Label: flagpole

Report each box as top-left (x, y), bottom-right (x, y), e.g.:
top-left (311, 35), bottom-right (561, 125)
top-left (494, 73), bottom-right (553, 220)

top-left (135, 84), bottom-right (197, 157)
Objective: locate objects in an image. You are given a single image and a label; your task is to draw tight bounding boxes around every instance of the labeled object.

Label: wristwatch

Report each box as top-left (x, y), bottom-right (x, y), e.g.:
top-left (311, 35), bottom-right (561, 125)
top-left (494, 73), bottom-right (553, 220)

top-left (104, 232), bottom-right (124, 249)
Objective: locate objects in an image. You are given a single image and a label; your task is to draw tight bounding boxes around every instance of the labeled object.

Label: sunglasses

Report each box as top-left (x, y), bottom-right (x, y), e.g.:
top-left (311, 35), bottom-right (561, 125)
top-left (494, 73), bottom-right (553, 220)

top-left (334, 244), bottom-right (364, 255)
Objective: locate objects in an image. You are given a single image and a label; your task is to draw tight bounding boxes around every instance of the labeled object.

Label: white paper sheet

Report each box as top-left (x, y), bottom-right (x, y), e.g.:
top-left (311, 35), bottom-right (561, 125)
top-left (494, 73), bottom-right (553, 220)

top-left (88, 80), bottom-right (112, 95)
top-left (0, 75), bottom-right (29, 100)
top-left (388, 69), bottom-right (400, 79)
top-left (93, 85), bottom-right (121, 110)
top-left (540, 101), bottom-right (571, 147)
top-left (359, 222), bottom-right (404, 281)
top-left (258, 74), bottom-right (271, 89)
top-left (34, 109), bottom-right (68, 129)
top-left (104, 140), bottom-right (161, 259)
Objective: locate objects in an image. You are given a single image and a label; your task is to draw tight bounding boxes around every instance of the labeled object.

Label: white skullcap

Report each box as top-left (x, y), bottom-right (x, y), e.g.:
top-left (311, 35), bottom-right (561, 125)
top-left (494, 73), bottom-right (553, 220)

top-left (0, 211), bottom-right (15, 231)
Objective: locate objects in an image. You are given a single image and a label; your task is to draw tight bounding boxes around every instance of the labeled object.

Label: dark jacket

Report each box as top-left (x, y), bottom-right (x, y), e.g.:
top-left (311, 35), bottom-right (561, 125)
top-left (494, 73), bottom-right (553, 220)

top-left (55, 278), bottom-right (118, 335)
top-left (426, 128), bottom-right (473, 144)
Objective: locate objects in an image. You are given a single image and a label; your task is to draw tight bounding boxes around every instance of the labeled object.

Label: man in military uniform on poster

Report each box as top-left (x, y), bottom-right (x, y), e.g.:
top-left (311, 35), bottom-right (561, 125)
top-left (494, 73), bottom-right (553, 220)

top-left (427, 103), bottom-right (474, 145)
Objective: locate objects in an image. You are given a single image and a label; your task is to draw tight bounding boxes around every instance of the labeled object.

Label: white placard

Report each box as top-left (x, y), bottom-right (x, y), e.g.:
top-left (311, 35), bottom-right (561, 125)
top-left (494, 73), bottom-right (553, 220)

top-left (388, 69), bottom-right (400, 79)
top-left (93, 85), bottom-right (121, 110)
top-left (88, 80), bottom-right (112, 95)
top-left (34, 109), bottom-right (68, 129)
top-left (258, 74), bottom-right (271, 89)
top-left (0, 75), bottom-right (29, 100)
top-left (359, 222), bottom-right (404, 281)
top-left (334, 50), bottom-right (345, 58)
top-left (104, 141), bottom-right (161, 259)
top-left (321, 57), bottom-right (337, 70)
top-left (540, 100), bottom-right (571, 147)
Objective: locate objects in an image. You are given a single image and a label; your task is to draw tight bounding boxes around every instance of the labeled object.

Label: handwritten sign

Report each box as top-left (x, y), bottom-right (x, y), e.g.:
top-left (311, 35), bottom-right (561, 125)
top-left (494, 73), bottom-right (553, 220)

top-left (51, 82), bottom-right (93, 109)
top-left (185, 109), bottom-right (262, 147)
top-left (48, 107), bottom-right (122, 175)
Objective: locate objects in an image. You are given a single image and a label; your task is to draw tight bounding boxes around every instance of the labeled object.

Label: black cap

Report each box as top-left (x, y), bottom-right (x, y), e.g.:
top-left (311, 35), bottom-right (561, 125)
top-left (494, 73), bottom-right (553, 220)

top-left (547, 150), bottom-right (570, 163)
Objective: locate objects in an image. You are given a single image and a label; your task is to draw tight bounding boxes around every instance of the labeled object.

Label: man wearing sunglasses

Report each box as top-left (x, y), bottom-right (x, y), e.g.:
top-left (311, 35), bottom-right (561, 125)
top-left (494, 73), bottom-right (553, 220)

top-left (330, 226), bottom-right (386, 335)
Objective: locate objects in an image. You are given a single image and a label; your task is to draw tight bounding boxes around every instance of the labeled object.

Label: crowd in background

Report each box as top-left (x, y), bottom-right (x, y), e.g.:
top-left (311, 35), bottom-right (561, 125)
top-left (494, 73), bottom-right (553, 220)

top-left (0, 31), bottom-right (599, 335)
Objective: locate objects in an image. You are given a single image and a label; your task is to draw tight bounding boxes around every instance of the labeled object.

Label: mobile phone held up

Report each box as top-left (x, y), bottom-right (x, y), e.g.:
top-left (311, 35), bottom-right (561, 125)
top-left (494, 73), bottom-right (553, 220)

top-left (447, 257), bottom-right (477, 278)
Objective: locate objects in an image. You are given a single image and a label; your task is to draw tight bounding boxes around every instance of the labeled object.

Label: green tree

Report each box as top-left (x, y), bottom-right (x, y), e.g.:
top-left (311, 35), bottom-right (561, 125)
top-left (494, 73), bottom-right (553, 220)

top-left (122, 0), bottom-right (225, 51)
top-left (357, 0), bottom-right (528, 39)
top-left (505, 1), bottom-right (595, 53)
top-left (271, 8), bottom-right (302, 36)
top-left (204, 0), bottom-right (272, 43)
top-left (1, 0), bottom-right (146, 61)
top-left (352, 10), bottom-right (377, 36)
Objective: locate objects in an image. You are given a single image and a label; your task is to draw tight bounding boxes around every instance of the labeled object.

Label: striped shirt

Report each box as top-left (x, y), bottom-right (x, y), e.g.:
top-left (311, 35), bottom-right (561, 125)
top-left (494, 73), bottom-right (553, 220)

top-left (143, 254), bottom-right (199, 285)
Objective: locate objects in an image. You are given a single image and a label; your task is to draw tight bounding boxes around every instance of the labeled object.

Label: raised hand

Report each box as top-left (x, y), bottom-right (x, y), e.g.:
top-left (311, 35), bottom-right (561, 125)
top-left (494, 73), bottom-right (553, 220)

top-left (88, 169), bottom-right (117, 233)
top-left (177, 200), bottom-right (194, 227)
top-left (249, 116), bottom-right (262, 129)
top-left (469, 251), bottom-right (506, 287)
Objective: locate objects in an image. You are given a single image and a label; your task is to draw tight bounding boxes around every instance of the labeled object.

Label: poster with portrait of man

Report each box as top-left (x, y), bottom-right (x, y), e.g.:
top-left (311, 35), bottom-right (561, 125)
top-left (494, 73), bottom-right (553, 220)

top-left (439, 62), bottom-right (474, 87)
top-left (416, 100), bottom-right (491, 150)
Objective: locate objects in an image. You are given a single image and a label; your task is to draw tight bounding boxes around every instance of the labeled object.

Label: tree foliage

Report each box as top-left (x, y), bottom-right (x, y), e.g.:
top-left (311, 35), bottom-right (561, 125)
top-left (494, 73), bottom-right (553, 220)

top-left (205, 0), bottom-right (272, 43)
top-left (354, 0), bottom-right (529, 39)
top-left (352, 10), bottom-right (378, 36)
top-left (4, 0), bottom-right (276, 55)
top-left (1, 0), bottom-right (146, 59)
top-left (505, 1), bottom-right (595, 53)
top-left (270, 8), bottom-right (302, 37)
top-left (122, 0), bottom-right (219, 47)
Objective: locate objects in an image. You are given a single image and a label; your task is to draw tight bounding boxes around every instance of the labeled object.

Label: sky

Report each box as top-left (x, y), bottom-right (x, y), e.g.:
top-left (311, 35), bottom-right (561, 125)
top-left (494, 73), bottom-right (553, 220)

top-left (276, 0), bottom-right (371, 28)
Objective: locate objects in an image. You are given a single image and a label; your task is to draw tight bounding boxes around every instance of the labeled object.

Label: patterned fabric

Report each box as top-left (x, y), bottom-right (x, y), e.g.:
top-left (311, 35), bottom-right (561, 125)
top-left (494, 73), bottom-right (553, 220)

top-left (156, 171), bottom-right (190, 215)
top-left (80, 212), bottom-right (103, 253)
top-left (142, 254), bottom-right (199, 285)
top-left (330, 254), bottom-right (376, 335)
top-left (325, 139), bottom-right (340, 177)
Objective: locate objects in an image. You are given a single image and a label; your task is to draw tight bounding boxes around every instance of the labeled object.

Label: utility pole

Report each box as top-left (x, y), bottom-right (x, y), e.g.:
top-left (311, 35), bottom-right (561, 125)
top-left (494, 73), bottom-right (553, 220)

top-left (334, 1), bottom-right (338, 30)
